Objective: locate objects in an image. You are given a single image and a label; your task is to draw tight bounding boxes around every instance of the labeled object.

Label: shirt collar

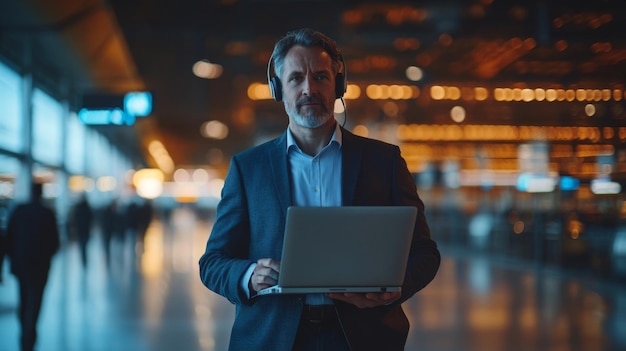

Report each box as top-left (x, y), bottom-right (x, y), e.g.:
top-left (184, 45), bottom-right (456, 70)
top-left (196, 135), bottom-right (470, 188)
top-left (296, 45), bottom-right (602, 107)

top-left (286, 121), bottom-right (342, 152)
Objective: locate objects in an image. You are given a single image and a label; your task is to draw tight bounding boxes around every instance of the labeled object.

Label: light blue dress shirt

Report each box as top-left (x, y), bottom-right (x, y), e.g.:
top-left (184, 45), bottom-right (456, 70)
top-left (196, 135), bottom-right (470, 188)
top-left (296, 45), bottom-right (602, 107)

top-left (242, 122), bottom-right (342, 305)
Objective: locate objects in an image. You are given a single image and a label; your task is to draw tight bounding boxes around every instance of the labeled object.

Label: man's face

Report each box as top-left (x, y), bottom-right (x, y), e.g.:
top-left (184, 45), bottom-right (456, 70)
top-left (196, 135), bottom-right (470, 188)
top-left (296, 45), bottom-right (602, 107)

top-left (281, 45), bottom-right (337, 129)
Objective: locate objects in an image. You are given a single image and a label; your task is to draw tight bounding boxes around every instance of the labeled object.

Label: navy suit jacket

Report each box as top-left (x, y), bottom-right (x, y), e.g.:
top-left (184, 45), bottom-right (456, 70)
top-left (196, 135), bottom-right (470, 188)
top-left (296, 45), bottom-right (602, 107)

top-left (199, 127), bottom-right (440, 351)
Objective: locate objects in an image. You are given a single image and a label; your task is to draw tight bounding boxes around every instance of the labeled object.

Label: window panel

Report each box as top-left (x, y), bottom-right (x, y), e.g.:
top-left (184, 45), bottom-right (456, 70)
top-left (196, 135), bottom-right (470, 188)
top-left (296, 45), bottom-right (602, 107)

top-left (32, 88), bottom-right (63, 166)
top-left (0, 61), bottom-right (23, 152)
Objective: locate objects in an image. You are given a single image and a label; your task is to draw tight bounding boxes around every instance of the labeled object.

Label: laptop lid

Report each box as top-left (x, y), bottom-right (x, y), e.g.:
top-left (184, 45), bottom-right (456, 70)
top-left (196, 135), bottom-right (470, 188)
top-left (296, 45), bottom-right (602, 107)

top-left (256, 206), bottom-right (417, 296)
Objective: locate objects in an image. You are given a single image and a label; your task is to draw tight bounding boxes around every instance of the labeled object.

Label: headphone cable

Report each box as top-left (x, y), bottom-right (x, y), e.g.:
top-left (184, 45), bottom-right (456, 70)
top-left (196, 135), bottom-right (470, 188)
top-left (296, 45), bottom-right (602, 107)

top-left (340, 97), bottom-right (347, 127)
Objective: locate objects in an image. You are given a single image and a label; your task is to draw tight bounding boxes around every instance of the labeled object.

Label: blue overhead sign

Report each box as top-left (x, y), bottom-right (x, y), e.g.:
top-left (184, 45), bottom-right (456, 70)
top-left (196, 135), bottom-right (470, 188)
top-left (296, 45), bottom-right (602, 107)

top-left (559, 176), bottom-right (580, 191)
top-left (78, 108), bottom-right (135, 126)
top-left (80, 91), bottom-right (152, 125)
top-left (124, 92), bottom-right (152, 116)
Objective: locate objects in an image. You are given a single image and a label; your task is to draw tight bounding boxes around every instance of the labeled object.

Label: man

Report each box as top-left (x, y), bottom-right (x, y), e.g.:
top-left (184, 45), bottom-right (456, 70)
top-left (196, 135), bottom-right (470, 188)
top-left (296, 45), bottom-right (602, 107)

top-left (199, 28), bottom-right (440, 351)
top-left (6, 182), bottom-right (60, 351)
top-left (70, 194), bottom-right (93, 268)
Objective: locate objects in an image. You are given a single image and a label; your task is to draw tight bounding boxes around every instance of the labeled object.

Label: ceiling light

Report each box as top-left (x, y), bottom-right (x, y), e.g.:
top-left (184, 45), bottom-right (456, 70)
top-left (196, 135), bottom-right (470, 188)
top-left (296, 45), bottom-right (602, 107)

top-left (193, 60), bottom-right (223, 79)
top-left (450, 106), bottom-right (466, 123)
top-left (201, 120), bottom-right (229, 140)
top-left (405, 66), bottom-right (423, 81)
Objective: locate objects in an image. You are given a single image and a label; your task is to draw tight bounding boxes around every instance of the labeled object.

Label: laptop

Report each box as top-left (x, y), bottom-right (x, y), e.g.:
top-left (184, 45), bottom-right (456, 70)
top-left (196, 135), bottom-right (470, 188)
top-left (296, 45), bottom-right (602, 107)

top-left (255, 206), bottom-right (417, 296)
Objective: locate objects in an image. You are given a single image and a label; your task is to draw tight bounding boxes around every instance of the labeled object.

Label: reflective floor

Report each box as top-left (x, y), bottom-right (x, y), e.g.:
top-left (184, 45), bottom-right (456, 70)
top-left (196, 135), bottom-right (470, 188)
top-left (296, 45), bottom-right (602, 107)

top-left (1, 206), bottom-right (625, 351)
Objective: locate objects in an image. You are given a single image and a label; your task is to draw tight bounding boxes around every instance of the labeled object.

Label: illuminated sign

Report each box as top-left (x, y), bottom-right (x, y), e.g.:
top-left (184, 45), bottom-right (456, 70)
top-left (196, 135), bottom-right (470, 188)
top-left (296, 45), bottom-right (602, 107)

top-left (559, 176), bottom-right (580, 191)
top-left (591, 179), bottom-right (621, 195)
top-left (124, 92), bottom-right (152, 116)
top-left (516, 172), bottom-right (556, 193)
top-left (80, 91), bottom-right (152, 125)
top-left (78, 108), bottom-right (135, 126)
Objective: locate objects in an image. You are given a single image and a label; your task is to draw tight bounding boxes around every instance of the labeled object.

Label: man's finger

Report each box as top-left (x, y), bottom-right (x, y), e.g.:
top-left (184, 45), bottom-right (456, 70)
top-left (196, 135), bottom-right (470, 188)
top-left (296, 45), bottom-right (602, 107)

top-left (257, 258), bottom-right (280, 271)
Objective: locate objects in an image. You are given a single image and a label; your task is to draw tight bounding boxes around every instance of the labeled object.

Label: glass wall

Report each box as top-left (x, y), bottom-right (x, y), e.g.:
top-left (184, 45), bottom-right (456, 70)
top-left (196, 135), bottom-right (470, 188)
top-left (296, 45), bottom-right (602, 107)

top-left (0, 155), bottom-right (19, 232)
top-left (0, 61), bottom-right (22, 153)
top-left (0, 58), bottom-right (137, 239)
top-left (32, 87), bottom-right (63, 167)
top-left (65, 112), bottom-right (85, 175)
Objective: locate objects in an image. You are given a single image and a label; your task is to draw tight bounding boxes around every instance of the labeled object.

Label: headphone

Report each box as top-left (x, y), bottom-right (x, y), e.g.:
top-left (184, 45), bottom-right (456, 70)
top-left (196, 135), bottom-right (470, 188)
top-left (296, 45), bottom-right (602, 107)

top-left (267, 52), bottom-right (347, 102)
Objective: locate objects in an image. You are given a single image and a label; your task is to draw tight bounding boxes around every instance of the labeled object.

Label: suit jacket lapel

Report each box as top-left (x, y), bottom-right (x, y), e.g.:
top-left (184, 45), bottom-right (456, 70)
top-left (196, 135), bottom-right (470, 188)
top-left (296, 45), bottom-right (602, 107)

top-left (340, 127), bottom-right (362, 205)
top-left (268, 131), bottom-right (292, 217)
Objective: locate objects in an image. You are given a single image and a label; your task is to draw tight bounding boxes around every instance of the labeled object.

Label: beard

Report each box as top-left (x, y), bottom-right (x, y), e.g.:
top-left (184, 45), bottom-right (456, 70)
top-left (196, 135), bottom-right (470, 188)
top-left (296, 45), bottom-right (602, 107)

top-left (285, 96), bottom-right (334, 129)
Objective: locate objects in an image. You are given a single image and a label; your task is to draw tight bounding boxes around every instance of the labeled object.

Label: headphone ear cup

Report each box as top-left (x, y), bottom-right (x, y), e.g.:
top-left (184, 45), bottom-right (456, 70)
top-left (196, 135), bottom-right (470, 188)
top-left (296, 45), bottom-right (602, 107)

top-left (335, 73), bottom-right (346, 99)
top-left (270, 76), bottom-right (282, 101)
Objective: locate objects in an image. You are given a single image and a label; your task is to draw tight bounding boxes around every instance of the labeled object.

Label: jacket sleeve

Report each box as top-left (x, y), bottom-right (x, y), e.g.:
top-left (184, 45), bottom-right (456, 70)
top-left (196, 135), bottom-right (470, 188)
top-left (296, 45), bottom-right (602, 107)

top-left (198, 156), bottom-right (254, 305)
top-left (392, 145), bottom-right (441, 304)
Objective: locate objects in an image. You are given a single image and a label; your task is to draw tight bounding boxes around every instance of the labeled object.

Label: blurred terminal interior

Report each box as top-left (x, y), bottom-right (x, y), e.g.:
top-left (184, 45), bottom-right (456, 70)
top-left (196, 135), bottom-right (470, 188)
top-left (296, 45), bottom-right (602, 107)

top-left (1, 0), bottom-right (626, 277)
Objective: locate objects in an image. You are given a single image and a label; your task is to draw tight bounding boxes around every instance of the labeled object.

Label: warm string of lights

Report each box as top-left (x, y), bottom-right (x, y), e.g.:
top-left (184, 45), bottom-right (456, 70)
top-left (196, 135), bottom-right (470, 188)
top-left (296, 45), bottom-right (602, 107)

top-left (396, 125), bottom-right (625, 143)
top-left (247, 82), bottom-right (625, 103)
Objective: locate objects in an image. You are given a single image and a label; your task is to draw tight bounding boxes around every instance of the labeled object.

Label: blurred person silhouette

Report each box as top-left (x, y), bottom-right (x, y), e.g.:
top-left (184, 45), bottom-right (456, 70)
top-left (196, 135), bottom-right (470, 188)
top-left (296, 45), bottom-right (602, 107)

top-left (0, 204), bottom-right (8, 282)
top-left (70, 194), bottom-right (93, 268)
top-left (0, 227), bottom-right (5, 283)
top-left (101, 200), bottom-right (122, 267)
top-left (124, 198), bottom-right (154, 256)
top-left (134, 200), bottom-right (153, 251)
top-left (5, 182), bottom-right (60, 351)
top-left (198, 28), bottom-right (440, 351)
top-left (124, 200), bottom-right (141, 255)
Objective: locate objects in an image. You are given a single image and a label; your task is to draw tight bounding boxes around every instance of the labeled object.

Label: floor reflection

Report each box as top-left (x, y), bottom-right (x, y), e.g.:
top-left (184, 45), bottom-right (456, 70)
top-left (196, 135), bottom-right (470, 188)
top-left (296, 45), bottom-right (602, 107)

top-left (0, 206), bottom-right (625, 351)
top-left (406, 247), bottom-right (626, 351)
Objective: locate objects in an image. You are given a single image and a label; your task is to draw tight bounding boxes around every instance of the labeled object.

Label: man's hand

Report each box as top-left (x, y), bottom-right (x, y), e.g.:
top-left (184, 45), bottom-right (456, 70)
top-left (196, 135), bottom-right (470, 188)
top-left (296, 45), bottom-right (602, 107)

top-left (327, 292), bottom-right (401, 309)
top-left (249, 258), bottom-right (280, 293)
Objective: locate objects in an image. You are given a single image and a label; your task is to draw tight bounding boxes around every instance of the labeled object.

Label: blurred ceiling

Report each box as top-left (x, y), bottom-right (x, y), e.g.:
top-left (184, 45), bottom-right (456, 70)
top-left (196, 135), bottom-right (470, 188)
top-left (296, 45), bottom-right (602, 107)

top-left (1, 0), bottom-right (626, 173)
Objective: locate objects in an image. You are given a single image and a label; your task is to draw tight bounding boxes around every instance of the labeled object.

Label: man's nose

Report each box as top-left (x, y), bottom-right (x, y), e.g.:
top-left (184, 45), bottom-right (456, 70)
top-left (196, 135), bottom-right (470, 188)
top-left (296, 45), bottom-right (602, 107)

top-left (302, 75), bottom-right (315, 95)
